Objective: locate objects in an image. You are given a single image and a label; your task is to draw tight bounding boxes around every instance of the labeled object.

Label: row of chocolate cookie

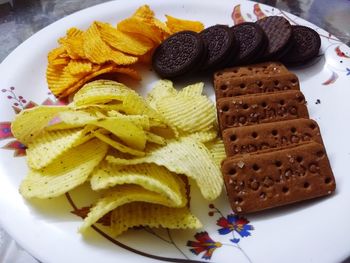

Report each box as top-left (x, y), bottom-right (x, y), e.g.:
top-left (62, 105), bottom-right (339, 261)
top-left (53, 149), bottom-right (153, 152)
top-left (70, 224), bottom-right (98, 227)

top-left (152, 16), bottom-right (321, 79)
top-left (214, 62), bottom-right (336, 214)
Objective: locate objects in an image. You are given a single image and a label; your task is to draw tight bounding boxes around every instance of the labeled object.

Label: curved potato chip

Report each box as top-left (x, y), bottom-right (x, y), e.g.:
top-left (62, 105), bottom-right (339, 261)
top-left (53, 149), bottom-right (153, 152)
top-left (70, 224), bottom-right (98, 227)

top-left (93, 130), bottom-right (145, 156)
top-left (90, 162), bottom-right (186, 207)
top-left (165, 15), bottom-right (204, 33)
top-left (107, 111), bottom-right (150, 130)
top-left (66, 60), bottom-right (92, 76)
top-left (156, 91), bottom-right (216, 133)
top-left (83, 22), bottom-right (138, 65)
top-left (79, 184), bottom-right (178, 232)
top-left (20, 139), bottom-right (108, 199)
top-left (26, 128), bottom-right (89, 169)
top-left (96, 22), bottom-right (153, 56)
top-left (178, 82), bottom-right (204, 97)
top-left (11, 106), bottom-right (68, 145)
top-left (106, 137), bottom-right (223, 200)
top-left (91, 118), bottom-right (146, 150)
top-left (59, 28), bottom-right (86, 59)
top-left (111, 202), bottom-right (201, 236)
top-left (182, 129), bottom-right (218, 143)
top-left (205, 138), bottom-right (226, 167)
top-left (146, 79), bottom-right (176, 108)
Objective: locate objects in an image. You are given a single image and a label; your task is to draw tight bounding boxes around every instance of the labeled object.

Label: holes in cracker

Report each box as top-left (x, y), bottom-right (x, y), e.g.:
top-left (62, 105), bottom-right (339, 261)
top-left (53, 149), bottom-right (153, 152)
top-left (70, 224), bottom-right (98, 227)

top-left (240, 83), bottom-right (246, 89)
top-left (274, 80), bottom-right (280, 87)
top-left (221, 84), bottom-right (228, 90)
top-left (222, 105), bottom-right (229, 112)
top-left (251, 132), bottom-right (258, 139)
top-left (291, 127), bottom-right (297, 133)
top-left (325, 177), bottom-right (332, 184)
top-left (282, 186), bottom-right (289, 193)
top-left (309, 123), bottom-right (317, 130)
top-left (256, 81), bottom-right (263, 87)
top-left (252, 164), bottom-right (260, 171)
top-left (280, 99), bottom-right (285, 105)
top-left (230, 134), bottom-right (237, 141)
top-left (261, 101), bottom-right (267, 108)
top-left (303, 182), bottom-right (310, 188)
top-left (297, 95), bottom-right (304, 103)
top-left (291, 78), bottom-right (298, 85)
top-left (229, 168), bottom-right (237, 175)
top-left (275, 160), bottom-right (282, 167)
top-left (316, 150), bottom-right (325, 158)
top-left (296, 156), bottom-right (303, 163)
top-left (271, 129), bottom-right (278, 136)
top-left (242, 103), bottom-right (249, 110)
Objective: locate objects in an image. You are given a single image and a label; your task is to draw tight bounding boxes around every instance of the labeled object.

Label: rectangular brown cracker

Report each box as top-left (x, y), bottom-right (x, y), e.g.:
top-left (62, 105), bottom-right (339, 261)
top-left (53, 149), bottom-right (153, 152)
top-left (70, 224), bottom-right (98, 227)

top-left (221, 142), bottom-right (336, 214)
top-left (214, 71), bottom-right (300, 99)
top-left (216, 90), bottom-right (309, 131)
top-left (222, 119), bottom-right (322, 157)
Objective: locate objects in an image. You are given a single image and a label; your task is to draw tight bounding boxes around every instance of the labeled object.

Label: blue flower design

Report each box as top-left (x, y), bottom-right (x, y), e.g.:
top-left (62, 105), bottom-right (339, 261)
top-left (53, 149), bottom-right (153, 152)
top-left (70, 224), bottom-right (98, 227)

top-left (346, 68), bottom-right (350, 76)
top-left (216, 214), bottom-right (254, 240)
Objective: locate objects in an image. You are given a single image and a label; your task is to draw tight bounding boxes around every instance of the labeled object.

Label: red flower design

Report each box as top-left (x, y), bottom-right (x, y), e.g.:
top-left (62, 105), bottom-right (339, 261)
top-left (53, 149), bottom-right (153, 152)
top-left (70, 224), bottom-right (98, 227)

top-left (187, 231), bottom-right (222, 260)
top-left (2, 140), bottom-right (26, 156)
top-left (0, 122), bottom-right (13, 140)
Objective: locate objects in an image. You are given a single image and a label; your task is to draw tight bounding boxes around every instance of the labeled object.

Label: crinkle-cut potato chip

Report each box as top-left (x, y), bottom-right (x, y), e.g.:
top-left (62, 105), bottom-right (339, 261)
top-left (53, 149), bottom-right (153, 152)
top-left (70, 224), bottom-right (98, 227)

top-left (93, 130), bottom-right (145, 157)
top-left (156, 90), bottom-right (216, 133)
top-left (48, 46), bottom-right (68, 63)
top-left (11, 106), bottom-right (68, 145)
top-left (146, 79), bottom-right (176, 108)
top-left (96, 21), bottom-right (153, 56)
top-left (182, 129), bottom-right (218, 143)
top-left (79, 184), bottom-right (179, 232)
top-left (117, 5), bottom-right (169, 44)
top-left (66, 60), bottom-right (93, 76)
top-left (26, 128), bottom-right (91, 169)
top-left (20, 139), bottom-right (108, 199)
top-left (59, 65), bottom-right (140, 98)
top-left (90, 162), bottom-right (186, 207)
top-left (205, 138), bottom-right (226, 167)
top-left (107, 111), bottom-right (150, 130)
top-left (165, 15), bottom-right (205, 34)
top-left (91, 118), bottom-right (146, 150)
top-left (111, 202), bottom-right (201, 237)
top-left (83, 22), bottom-right (138, 65)
top-left (45, 110), bottom-right (100, 130)
top-left (72, 80), bottom-right (132, 105)
top-left (106, 137), bottom-right (223, 200)
top-left (58, 28), bottom-right (86, 59)
top-left (178, 82), bottom-right (204, 97)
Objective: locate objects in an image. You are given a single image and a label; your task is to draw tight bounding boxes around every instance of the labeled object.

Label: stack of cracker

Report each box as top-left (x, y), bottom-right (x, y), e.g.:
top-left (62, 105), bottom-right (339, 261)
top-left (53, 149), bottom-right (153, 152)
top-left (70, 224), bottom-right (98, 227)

top-left (214, 62), bottom-right (336, 214)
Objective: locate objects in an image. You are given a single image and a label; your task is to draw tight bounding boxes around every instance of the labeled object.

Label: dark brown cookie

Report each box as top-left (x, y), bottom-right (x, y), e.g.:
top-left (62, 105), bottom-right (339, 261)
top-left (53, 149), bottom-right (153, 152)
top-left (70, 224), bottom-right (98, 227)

top-left (221, 141), bottom-right (336, 214)
top-left (280, 25), bottom-right (321, 66)
top-left (214, 70), bottom-right (300, 99)
top-left (256, 16), bottom-right (293, 60)
top-left (222, 119), bottom-right (322, 157)
top-left (200, 25), bottom-right (238, 70)
top-left (231, 22), bottom-right (267, 65)
top-left (216, 90), bottom-right (309, 131)
top-left (152, 31), bottom-right (206, 78)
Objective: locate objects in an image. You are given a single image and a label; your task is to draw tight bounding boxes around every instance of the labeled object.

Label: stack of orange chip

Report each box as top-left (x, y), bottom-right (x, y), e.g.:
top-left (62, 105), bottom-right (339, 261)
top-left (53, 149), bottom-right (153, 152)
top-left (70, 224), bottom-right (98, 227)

top-left (46, 5), bottom-right (205, 98)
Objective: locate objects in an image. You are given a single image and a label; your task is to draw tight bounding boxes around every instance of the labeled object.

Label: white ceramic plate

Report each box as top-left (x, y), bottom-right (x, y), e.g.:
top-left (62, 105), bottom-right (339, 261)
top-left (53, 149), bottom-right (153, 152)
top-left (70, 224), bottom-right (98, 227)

top-left (1, 0), bottom-right (350, 262)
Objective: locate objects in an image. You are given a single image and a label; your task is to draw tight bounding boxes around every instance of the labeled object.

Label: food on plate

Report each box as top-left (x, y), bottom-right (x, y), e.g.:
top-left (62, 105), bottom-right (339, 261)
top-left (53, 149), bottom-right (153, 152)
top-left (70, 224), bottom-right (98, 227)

top-left (152, 31), bottom-right (206, 78)
top-left (216, 90), bottom-right (309, 131)
top-left (256, 16), bottom-right (293, 60)
top-left (214, 63), bottom-right (335, 214)
top-left (213, 62), bottom-right (300, 99)
top-left (231, 22), bottom-right (267, 65)
top-left (165, 15), bottom-right (204, 34)
top-left (221, 142), bottom-right (336, 214)
top-left (199, 25), bottom-right (238, 70)
top-left (47, 5), bottom-right (204, 98)
top-left (222, 118), bottom-right (323, 157)
top-left (12, 79), bottom-right (223, 235)
top-left (281, 25), bottom-right (321, 66)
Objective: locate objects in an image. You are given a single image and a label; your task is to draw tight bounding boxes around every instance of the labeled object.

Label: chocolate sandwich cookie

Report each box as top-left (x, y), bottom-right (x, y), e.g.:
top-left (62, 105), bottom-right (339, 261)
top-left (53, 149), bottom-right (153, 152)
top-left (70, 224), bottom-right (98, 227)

top-left (222, 142), bottom-right (336, 214)
top-left (214, 70), bottom-right (300, 99)
top-left (200, 25), bottom-right (238, 70)
top-left (222, 119), bottom-right (323, 157)
top-left (281, 25), bottom-right (321, 66)
top-left (152, 31), bottom-right (206, 78)
top-left (256, 16), bottom-right (293, 60)
top-left (231, 22), bottom-right (267, 65)
top-left (216, 90), bottom-right (309, 131)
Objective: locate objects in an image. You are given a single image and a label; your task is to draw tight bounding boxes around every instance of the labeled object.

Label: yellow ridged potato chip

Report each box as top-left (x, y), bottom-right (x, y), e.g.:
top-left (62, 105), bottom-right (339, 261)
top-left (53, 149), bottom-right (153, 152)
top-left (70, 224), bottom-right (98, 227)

top-left (146, 79), bottom-right (176, 109)
top-left (90, 162), bottom-right (186, 207)
top-left (177, 82), bottom-right (204, 97)
top-left (91, 118), bottom-right (146, 150)
top-left (11, 106), bottom-right (68, 145)
top-left (83, 22), bottom-right (138, 65)
top-left (79, 184), bottom-right (179, 232)
top-left (96, 21), bottom-right (153, 56)
top-left (205, 138), bottom-right (226, 167)
top-left (183, 129), bottom-right (218, 143)
top-left (156, 89), bottom-right (216, 133)
top-left (93, 130), bottom-right (145, 157)
top-left (58, 28), bottom-right (86, 59)
top-left (165, 15), bottom-right (204, 33)
top-left (20, 139), bottom-right (108, 199)
top-left (111, 202), bottom-right (202, 236)
top-left (66, 60), bottom-right (93, 76)
top-left (106, 137), bottom-right (223, 200)
top-left (26, 128), bottom-right (91, 169)
top-left (107, 111), bottom-right (150, 130)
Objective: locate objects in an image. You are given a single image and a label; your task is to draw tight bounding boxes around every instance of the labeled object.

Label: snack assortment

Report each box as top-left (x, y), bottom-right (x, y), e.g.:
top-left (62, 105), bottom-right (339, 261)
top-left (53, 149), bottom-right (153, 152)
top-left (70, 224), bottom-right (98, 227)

top-left (214, 62), bottom-right (336, 214)
top-left (152, 16), bottom-right (321, 79)
top-left (12, 79), bottom-right (224, 236)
